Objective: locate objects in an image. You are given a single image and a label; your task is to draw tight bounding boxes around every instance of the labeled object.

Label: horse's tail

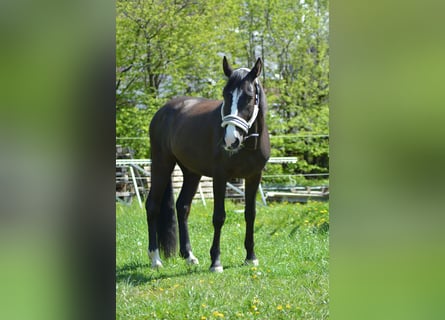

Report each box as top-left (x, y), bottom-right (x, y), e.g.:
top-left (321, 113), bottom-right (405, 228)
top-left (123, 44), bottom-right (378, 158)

top-left (157, 179), bottom-right (177, 257)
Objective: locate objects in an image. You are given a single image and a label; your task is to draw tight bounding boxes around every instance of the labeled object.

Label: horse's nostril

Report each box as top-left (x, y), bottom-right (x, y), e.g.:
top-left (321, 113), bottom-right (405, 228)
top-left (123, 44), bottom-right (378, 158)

top-left (231, 139), bottom-right (240, 149)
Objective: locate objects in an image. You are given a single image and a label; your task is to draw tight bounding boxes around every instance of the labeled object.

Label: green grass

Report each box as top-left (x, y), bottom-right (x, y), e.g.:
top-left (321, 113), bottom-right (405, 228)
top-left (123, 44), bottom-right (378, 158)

top-left (116, 200), bottom-right (329, 319)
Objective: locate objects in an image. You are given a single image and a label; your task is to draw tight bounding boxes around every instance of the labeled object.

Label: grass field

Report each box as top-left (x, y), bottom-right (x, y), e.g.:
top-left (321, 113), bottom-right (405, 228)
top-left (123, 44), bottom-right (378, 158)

top-left (116, 199), bottom-right (329, 319)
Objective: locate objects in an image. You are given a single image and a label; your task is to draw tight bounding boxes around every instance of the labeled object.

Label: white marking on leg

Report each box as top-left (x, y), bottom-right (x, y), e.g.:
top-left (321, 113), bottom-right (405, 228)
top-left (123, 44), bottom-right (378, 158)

top-left (210, 265), bottom-right (224, 273)
top-left (185, 251), bottom-right (199, 265)
top-left (148, 249), bottom-right (163, 268)
top-left (245, 259), bottom-right (259, 266)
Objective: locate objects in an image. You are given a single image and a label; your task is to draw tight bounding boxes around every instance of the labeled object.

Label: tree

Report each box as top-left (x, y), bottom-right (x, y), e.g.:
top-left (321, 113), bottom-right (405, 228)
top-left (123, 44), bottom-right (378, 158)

top-left (116, 0), bottom-right (329, 181)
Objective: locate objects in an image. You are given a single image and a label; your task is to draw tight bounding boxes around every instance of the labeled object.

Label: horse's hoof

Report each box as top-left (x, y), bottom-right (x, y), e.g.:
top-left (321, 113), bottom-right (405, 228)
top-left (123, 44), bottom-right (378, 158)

top-left (244, 259), bottom-right (259, 266)
top-left (151, 261), bottom-right (163, 269)
top-left (186, 252), bottom-right (199, 265)
top-left (149, 249), bottom-right (163, 269)
top-left (210, 265), bottom-right (224, 273)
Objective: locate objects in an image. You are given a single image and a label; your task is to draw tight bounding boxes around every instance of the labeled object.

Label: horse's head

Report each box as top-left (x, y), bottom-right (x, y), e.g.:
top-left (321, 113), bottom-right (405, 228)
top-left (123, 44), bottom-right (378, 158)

top-left (221, 56), bottom-right (262, 152)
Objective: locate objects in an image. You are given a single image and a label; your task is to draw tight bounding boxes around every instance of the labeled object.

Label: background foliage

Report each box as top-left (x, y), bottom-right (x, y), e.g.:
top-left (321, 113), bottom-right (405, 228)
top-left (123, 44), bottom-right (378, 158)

top-left (116, 0), bottom-right (329, 182)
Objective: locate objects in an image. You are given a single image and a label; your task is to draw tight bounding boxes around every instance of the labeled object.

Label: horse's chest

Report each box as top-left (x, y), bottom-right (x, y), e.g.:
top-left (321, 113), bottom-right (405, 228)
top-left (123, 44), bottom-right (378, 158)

top-left (225, 154), bottom-right (267, 178)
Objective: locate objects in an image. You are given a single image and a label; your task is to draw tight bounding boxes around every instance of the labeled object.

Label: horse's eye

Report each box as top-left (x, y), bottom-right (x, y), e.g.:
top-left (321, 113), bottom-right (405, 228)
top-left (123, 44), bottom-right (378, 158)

top-left (244, 93), bottom-right (254, 103)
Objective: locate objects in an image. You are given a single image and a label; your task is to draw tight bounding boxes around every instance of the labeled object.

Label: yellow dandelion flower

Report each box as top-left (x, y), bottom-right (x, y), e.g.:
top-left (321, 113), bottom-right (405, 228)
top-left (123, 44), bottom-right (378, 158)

top-left (251, 305), bottom-right (258, 311)
top-left (201, 304), bottom-right (207, 308)
top-left (200, 316), bottom-right (207, 320)
top-left (212, 311), bottom-right (225, 318)
top-left (286, 304), bottom-right (291, 309)
top-left (252, 274), bottom-right (258, 279)
top-left (277, 305), bottom-right (283, 311)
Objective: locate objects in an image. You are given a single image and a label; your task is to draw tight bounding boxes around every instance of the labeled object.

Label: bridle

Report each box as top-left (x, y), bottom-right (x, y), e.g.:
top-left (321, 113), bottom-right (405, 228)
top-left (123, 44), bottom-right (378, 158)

top-left (220, 79), bottom-right (260, 135)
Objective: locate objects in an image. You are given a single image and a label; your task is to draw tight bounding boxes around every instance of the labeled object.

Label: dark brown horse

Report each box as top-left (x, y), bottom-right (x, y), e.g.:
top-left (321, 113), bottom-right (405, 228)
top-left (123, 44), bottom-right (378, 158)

top-left (146, 56), bottom-right (270, 272)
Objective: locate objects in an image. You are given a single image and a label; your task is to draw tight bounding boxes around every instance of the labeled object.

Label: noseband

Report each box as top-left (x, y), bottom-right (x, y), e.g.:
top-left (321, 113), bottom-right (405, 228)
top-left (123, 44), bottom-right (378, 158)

top-left (221, 79), bottom-right (260, 134)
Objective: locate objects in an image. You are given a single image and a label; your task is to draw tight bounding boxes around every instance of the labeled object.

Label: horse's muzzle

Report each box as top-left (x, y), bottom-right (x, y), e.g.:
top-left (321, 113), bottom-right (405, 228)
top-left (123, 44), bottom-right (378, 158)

top-left (225, 138), bottom-right (241, 152)
top-left (223, 125), bottom-right (244, 152)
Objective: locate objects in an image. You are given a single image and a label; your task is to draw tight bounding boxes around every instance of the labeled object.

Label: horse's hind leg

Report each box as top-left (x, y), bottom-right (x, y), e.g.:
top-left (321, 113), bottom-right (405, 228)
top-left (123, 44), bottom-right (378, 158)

top-left (176, 168), bottom-right (201, 265)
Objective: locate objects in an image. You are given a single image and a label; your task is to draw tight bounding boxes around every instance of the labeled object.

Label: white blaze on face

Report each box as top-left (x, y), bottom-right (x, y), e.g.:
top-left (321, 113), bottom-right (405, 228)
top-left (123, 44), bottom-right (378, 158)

top-left (224, 88), bottom-right (242, 147)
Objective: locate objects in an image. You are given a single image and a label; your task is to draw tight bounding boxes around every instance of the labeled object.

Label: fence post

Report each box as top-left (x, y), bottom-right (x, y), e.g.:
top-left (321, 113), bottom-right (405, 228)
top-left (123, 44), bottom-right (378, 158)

top-left (129, 166), bottom-right (143, 208)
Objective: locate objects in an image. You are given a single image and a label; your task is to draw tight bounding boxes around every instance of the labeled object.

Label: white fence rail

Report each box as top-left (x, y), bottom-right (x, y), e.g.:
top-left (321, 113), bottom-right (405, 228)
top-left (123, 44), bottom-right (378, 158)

top-left (115, 157), bottom-right (328, 208)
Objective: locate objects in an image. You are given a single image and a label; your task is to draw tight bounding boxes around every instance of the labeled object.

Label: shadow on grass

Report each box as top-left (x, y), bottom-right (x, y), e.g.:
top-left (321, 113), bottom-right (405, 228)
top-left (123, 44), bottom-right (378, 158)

top-left (116, 260), bottom-right (246, 285)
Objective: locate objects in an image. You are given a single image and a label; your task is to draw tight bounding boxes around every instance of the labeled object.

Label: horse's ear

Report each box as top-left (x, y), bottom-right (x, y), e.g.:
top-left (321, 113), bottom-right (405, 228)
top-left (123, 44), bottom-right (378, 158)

top-left (248, 57), bottom-right (262, 81)
top-left (223, 56), bottom-right (233, 77)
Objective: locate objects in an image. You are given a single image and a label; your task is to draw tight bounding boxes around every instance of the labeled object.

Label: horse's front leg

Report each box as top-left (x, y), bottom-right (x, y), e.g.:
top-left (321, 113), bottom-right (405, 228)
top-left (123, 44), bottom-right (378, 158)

top-left (244, 173), bottom-right (262, 266)
top-left (176, 171), bottom-right (201, 266)
top-left (209, 176), bottom-right (227, 272)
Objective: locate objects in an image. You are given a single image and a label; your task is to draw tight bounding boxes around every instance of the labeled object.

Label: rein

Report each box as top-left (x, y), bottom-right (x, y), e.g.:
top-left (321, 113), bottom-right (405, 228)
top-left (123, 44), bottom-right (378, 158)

top-left (220, 79), bottom-right (260, 135)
